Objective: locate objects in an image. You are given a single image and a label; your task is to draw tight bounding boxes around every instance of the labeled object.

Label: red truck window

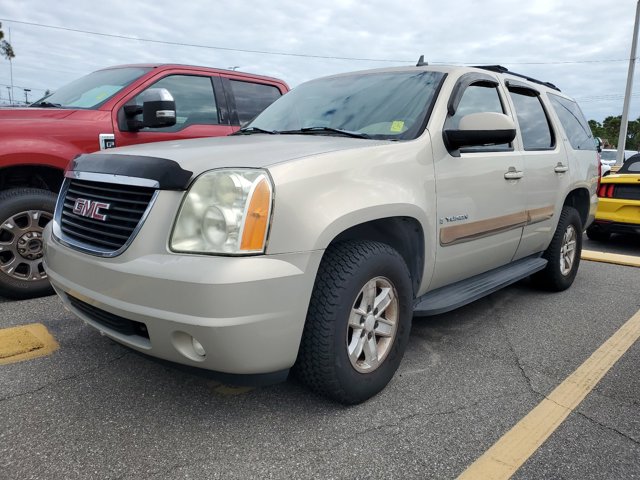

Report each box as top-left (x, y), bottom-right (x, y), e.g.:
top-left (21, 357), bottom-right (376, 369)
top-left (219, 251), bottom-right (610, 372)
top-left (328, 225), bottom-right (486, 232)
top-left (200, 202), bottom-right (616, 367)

top-left (229, 80), bottom-right (282, 125)
top-left (133, 75), bottom-right (219, 132)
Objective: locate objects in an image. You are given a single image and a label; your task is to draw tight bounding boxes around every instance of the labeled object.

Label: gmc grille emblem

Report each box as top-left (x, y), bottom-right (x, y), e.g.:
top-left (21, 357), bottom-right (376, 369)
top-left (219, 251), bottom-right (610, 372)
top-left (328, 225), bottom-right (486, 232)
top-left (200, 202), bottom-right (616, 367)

top-left (72, 198), bottom-right (111, 221)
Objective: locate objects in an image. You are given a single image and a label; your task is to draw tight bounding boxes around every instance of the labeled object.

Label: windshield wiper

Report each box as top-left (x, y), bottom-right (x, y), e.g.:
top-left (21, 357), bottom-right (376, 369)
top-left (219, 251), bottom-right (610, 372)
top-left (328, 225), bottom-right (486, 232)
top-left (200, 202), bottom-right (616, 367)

top-left (30, 101), bottom-right (64, 108)
top-left (233, 126), bottom-right (279, 135)
top-left (281, 127), bottom-right (370, 139)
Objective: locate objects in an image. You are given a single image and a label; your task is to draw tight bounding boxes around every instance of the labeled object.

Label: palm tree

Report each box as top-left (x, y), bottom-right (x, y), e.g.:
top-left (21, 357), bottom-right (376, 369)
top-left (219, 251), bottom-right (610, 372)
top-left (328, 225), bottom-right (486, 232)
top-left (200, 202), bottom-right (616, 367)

top-left (0, 22), bottom-right (15, 61)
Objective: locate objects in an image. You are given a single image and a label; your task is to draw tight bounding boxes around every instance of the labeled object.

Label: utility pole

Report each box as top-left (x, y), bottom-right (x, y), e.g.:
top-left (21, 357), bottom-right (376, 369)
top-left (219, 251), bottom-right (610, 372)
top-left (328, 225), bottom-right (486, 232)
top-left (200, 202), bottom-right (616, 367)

top-left (616, 0), bottom-right (640, 165)
top-left (8, 27), bottom-right (14, 108)
top-left (23, 88), bottom-right (30, 104)
top-left (6, 86), bottom-right (11, 105)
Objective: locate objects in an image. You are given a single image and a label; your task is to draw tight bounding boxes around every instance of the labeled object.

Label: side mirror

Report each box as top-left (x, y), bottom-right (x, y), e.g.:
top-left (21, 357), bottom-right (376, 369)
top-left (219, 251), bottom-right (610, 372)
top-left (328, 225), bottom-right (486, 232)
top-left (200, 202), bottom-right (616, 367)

top-left (124, 88), bottom-right (176, 131)
top-left (142, 88), bottom-right (176, 128)
top-left (595, 137), bottom-right (603, 153)
top-left (444, 112), bottom-right (516, 151)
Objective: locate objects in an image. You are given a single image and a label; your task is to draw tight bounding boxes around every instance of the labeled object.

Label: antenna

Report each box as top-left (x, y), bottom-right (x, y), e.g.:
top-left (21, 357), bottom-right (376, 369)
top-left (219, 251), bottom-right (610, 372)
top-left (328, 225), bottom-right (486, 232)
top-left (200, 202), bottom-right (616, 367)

top-left (416, 55), bottom-right (428, 67)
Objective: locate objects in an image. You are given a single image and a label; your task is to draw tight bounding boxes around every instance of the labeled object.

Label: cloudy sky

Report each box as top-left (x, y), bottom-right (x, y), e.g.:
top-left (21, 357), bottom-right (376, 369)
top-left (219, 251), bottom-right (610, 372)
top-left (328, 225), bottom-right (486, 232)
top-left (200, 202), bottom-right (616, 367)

top-left (1, 0), bottom-right (638, 122)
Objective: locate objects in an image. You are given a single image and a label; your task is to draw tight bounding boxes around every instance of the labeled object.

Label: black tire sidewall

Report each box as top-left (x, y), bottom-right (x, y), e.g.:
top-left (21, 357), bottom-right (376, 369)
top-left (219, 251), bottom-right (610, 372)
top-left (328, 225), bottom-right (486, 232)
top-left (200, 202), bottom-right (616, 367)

top-left (536, 206), bottom-right (583, 291)
top-left (586, 225), bottom-right (610, 242)
top-left (0, 188), bottom-right (57, 299)
top-left (328, 246), bottom-right (413, 403)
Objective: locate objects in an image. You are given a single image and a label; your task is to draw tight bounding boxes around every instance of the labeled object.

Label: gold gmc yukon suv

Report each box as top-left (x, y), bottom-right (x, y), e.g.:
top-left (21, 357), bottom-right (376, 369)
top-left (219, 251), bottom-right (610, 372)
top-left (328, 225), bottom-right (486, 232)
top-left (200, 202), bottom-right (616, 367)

top-left (44, 64), bottom-right (599, 404)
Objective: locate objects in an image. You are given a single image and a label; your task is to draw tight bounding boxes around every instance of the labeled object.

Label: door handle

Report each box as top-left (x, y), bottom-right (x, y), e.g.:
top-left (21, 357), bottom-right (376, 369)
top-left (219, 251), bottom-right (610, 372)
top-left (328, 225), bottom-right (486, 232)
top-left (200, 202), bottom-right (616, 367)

top-left (504, 167), bottom-right (524, 180)
top-left (554, 163), bottom-right (569, 173)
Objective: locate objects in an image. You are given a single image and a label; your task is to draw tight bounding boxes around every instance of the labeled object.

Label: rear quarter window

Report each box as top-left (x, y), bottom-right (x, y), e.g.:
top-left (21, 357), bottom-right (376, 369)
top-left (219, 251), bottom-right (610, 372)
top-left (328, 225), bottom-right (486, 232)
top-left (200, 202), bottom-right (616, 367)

top-left (548, 93), bottom-right (595, 151)
top-left (509, 88), bottom-right (554, 150)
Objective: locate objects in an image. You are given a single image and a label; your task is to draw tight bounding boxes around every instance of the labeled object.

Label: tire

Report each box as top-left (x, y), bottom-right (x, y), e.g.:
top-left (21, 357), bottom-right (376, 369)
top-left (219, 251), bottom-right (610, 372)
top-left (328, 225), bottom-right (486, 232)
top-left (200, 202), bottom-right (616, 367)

top-left (586, 225), bottom-right (611, 242)
top-left (294, 240), bottom-right (413, 404)
top-left (531, 206), bottom-right (582, 292)
top-left (0, 188), bottom-right (57, 299)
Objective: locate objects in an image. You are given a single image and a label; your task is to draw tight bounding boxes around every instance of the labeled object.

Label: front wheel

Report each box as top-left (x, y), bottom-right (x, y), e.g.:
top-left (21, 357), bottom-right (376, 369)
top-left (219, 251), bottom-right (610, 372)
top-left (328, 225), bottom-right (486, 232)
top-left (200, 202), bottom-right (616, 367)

top-left (532, 206), bottom-right (582, 292)
top-left (0, 188), bottom-right (57, 299)
top-left (295, 240), bottom-right (413, 404)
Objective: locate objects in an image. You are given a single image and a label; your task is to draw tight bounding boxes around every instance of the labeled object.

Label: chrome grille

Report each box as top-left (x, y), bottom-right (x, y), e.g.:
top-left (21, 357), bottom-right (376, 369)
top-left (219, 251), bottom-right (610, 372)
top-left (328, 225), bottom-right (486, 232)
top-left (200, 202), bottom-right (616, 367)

top-left (58, 178), bottom-right (156, 254)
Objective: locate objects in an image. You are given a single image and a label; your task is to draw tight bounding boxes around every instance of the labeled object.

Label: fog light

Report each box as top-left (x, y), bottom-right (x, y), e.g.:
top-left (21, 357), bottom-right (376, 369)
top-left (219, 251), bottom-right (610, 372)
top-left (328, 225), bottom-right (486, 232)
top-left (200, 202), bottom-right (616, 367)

top-left (192, 337), bottom-right (206, 357)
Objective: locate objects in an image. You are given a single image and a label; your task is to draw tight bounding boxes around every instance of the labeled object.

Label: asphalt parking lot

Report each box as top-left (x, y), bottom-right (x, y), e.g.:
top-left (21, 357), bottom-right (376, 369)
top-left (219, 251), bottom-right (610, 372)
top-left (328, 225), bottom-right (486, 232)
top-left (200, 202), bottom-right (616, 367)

top-left (1, 235), bottom-right (639, 479)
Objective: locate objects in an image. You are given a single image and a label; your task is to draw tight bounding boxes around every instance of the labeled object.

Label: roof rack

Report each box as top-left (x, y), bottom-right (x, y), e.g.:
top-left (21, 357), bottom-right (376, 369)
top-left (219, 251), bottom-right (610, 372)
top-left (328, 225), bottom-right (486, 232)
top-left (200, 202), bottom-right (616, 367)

top-left (474, 65), bottom-right (561, 92)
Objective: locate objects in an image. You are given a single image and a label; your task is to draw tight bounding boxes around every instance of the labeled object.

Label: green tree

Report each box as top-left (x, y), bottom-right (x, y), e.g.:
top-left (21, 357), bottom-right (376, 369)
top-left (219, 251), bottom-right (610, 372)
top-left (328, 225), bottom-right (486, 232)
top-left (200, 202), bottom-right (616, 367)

top-left (588, 115), bottom-right (640, 151)
top-left (0, 22), bottom-right (15, 60)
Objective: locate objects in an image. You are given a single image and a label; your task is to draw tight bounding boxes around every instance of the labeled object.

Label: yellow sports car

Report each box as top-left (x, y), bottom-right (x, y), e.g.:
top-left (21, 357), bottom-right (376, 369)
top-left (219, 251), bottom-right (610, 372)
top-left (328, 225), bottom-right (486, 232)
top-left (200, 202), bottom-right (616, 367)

top-left (586, 153), bottom-right (640, 241)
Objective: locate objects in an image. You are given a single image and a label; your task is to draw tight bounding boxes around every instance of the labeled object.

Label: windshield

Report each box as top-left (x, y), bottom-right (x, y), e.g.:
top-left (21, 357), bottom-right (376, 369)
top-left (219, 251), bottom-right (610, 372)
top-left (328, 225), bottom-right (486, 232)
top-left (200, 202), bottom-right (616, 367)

top-left (246, 70), bottom-right (445, 140)
top-left (31, 67), bottom-right (151, 109)
top-left (600, 150), bottom-right (617, 161)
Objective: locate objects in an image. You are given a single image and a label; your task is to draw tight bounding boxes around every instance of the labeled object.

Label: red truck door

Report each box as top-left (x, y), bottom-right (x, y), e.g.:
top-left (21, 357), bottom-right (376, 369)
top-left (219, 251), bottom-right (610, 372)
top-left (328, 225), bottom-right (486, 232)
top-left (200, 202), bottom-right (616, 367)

top-left (112, 71), bottom-right (235, 148)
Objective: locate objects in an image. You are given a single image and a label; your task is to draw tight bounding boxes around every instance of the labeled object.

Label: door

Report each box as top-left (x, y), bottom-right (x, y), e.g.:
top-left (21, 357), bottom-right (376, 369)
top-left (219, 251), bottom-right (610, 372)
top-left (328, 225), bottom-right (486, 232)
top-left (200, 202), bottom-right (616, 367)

top-left (429, 74), bottom-right (525, 289)
top-left (506, 83), bottom-right (568, 260)
top-left (114, 73), bottom-right (235, 148)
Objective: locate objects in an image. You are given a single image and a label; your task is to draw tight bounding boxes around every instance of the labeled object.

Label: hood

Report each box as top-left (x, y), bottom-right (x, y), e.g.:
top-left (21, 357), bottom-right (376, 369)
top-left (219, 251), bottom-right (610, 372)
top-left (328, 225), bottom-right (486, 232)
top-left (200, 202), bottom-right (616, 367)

top-left (0, 108), bottom-right (110, 139)
top-left (102, 134), bottom-right (390, 176)
top-left (0, 107), bottom-right (76, 121)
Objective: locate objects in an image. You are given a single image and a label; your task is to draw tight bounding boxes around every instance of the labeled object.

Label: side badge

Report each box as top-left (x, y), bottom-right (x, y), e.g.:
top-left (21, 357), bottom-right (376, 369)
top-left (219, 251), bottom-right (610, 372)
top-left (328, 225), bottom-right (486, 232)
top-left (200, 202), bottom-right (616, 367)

top-left (99, 133), bottom-right (116, 150)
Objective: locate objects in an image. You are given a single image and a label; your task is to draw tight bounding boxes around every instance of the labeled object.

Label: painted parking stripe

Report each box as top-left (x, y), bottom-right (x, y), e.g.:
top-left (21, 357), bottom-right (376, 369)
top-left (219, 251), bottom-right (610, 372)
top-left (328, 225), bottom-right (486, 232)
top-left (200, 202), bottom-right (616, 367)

top-left (581, 249), bottom-right (640, 268)
top-left (0, 323), bottom-right (59, 365)
top-left (457, 307), bottom-right (640, 480)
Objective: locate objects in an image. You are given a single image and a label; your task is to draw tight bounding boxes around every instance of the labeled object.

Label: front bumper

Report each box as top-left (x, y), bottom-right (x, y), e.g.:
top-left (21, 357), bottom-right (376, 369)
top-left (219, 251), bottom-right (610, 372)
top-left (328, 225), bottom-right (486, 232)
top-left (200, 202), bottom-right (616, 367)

top-left (44, 224), bottom-right (323, 377)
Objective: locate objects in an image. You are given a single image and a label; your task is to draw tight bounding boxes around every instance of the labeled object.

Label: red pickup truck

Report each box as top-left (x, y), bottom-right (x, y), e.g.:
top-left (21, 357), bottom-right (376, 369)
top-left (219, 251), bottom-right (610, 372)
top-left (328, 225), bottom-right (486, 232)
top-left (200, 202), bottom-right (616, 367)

top-left (0, 64), bottom-right (289, 298)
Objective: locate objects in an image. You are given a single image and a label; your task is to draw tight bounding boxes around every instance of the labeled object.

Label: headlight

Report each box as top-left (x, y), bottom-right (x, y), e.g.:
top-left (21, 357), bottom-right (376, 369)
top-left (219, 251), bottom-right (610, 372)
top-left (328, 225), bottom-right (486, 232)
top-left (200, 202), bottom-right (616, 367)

top-left (170, 169), bottom-right (273, 254)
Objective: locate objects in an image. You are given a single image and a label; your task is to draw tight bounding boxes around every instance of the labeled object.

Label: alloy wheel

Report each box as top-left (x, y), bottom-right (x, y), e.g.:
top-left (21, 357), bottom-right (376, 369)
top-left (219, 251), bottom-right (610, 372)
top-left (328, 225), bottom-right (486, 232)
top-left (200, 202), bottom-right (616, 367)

top-left (0, 209), bottom-right (53, 282)
top-left (346, 276), bottom-right (399, 373)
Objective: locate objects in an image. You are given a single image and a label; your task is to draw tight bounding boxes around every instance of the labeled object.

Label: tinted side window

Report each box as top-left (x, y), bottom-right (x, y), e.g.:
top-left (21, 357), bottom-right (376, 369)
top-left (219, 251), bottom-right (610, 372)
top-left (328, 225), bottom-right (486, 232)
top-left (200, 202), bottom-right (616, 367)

top-left (446, 84), bottom-right (504, 129)
top-left (134, 75), bottom-right (219, 132)
top-left (229, 80), bottom-right (281, 125)
top-left (548, 94), bottom-right (595, 151)
top-left (445, 83), bottom-right (510, 151)
top-left (509, 89), bottom-right (554, 150)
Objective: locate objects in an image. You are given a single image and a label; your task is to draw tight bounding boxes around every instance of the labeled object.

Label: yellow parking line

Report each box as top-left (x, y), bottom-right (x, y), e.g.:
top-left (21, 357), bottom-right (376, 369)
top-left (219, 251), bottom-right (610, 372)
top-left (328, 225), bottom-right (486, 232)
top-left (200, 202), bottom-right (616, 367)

top-left (0, 323), bottom-right (59, 365)
top-left (581, 249), bottom-right (640, 268)
top-left (457, 308), bottom-right (640, 480)
top-left (208, 380), bottom-right (254, 396)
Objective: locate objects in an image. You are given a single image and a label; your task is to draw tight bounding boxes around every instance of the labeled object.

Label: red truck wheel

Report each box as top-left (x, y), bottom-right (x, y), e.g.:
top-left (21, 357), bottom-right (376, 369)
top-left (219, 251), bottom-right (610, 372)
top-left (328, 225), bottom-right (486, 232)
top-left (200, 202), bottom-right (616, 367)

top-left (0, 188), bottom-right (57, 299)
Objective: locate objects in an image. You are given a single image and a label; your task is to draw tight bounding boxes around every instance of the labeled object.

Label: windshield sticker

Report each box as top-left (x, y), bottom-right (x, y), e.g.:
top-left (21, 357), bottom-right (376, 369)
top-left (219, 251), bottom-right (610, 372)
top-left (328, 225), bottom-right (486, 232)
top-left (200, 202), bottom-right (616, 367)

top-left (390, 121), bottom-right (405, 132)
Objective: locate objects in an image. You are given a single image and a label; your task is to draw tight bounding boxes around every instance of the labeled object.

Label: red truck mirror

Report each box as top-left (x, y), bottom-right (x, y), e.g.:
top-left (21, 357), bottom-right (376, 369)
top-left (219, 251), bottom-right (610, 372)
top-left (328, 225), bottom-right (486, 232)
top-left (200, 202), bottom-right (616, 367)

top-left (142, 88), bottom-right (176, 128)
top-left (124, 88), bottom-right (176, 131)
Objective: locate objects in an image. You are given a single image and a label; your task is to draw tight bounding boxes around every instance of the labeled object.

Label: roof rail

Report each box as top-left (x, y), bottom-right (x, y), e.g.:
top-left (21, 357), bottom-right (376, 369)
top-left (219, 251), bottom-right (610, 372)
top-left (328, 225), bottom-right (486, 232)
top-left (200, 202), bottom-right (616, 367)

top-left (473, 65), bottom-right (561, 92)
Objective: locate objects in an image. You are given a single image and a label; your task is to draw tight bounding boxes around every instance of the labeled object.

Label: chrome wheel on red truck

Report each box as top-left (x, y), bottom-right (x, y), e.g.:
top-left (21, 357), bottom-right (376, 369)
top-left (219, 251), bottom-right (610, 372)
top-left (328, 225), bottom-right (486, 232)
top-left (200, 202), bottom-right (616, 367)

top-left (0, 188), bottom-right (56, 299)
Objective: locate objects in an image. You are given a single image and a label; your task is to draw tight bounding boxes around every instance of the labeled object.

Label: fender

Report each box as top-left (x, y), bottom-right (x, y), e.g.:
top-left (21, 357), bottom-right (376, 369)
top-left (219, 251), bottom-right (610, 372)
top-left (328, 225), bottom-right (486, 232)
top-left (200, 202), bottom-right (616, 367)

top-left (0, 137), bottom-right (84, 171)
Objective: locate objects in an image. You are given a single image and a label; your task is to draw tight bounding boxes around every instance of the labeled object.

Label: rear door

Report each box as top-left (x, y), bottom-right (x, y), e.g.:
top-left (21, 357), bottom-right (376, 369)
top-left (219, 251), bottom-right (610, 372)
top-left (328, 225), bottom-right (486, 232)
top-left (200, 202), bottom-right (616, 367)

top-left (220, 76), bottom-right (285, 127)
top-left (506, 82), bottom-right (567, 259)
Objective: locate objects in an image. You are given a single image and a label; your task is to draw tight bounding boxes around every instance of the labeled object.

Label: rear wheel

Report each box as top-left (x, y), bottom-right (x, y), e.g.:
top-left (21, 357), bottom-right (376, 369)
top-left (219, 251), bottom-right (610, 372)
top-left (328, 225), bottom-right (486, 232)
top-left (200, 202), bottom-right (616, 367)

top-left (532, 206), bottom-right (582, 292)
top-left (0, 188), bottom-right (57, 299)
top-left (586, 225), bottom-right (611, 242)
top-left (295, 240), bottom-right (413, 404)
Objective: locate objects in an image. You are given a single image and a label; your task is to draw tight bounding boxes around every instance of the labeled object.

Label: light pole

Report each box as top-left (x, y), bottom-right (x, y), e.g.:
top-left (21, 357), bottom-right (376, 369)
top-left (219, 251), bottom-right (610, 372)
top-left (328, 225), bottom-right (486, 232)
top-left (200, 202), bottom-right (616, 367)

top-left (616, 0), bottom-right (640, 165)
top-left (5, 86), bottom-right (11, 105)
top-left (23, 88), bottom-right (31, 105)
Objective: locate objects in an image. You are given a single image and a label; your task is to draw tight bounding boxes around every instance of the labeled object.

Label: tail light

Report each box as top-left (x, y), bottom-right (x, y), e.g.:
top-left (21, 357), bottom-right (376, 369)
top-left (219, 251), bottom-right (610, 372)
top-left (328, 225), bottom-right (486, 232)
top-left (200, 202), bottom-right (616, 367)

top-left (597, 184), bottom-right (615, 198)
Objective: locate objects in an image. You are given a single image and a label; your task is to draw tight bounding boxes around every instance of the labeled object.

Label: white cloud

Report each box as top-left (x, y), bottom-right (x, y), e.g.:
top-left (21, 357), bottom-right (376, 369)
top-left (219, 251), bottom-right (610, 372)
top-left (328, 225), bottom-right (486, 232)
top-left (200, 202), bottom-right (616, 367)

top-left (0, 0), bottom-right (638, 121)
